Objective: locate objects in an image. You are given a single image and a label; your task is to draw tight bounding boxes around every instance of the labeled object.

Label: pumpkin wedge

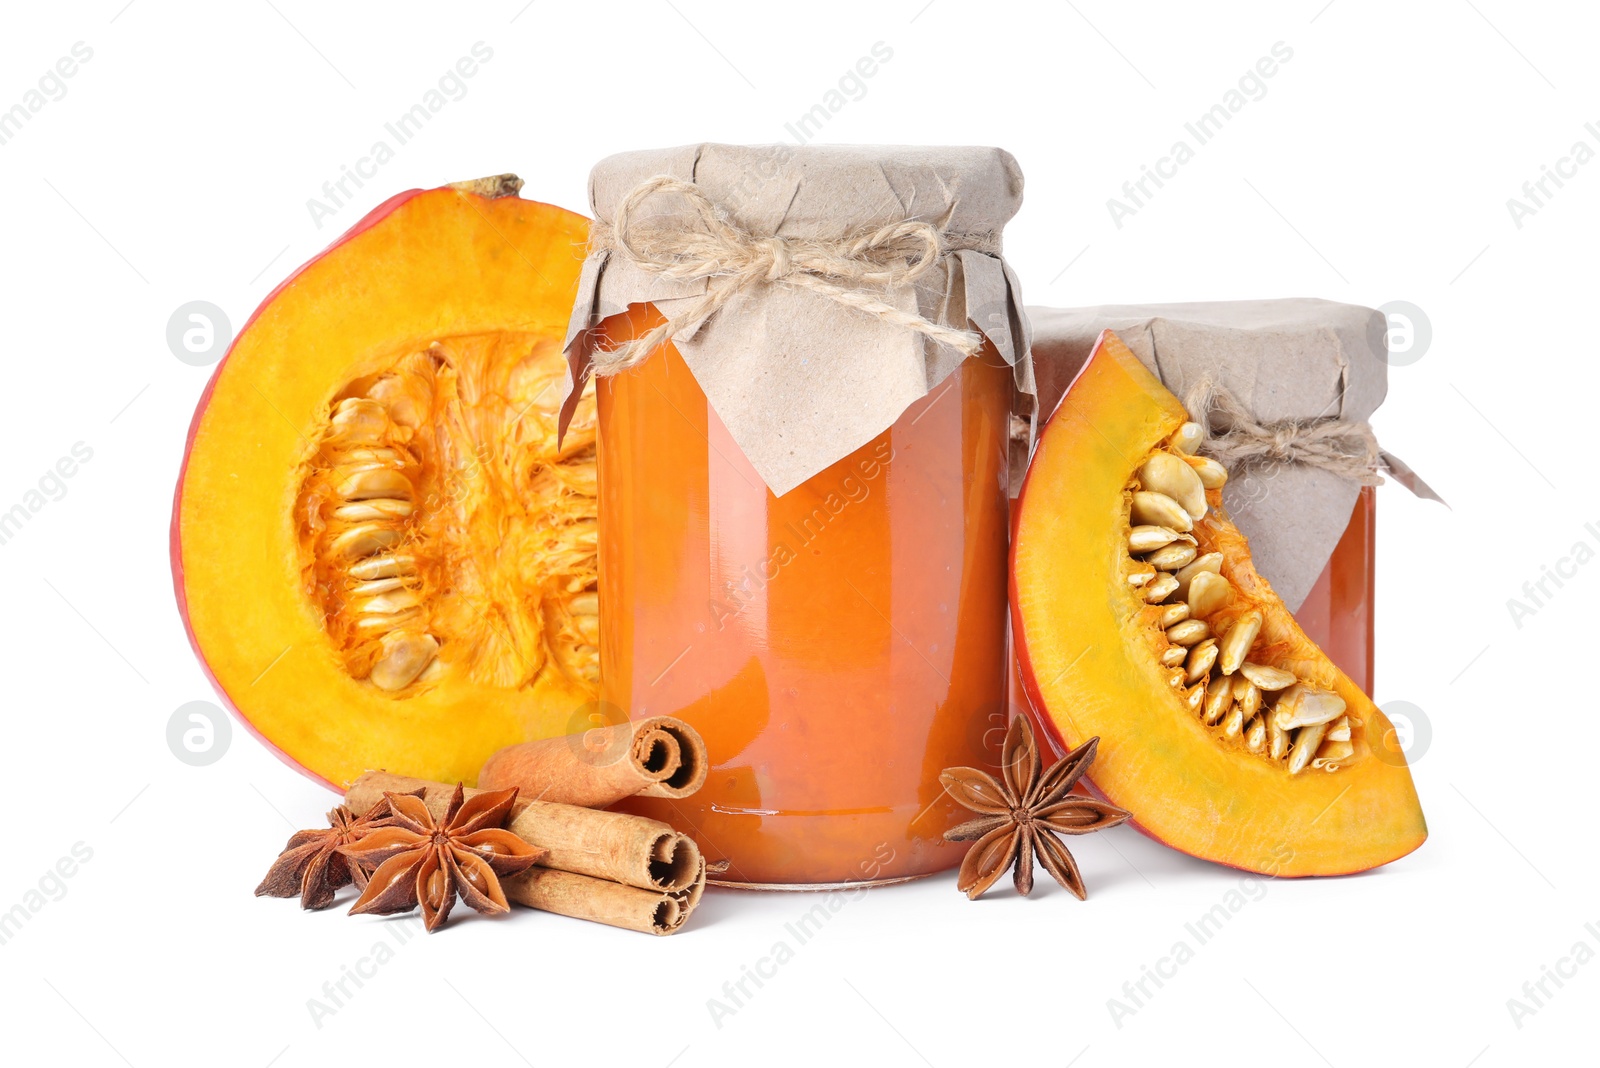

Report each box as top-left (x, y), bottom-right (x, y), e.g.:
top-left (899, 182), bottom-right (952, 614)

top-left (172, 177), bottom-right (597, 790)
top-left (1012, 329), bottom-right (1425, 875)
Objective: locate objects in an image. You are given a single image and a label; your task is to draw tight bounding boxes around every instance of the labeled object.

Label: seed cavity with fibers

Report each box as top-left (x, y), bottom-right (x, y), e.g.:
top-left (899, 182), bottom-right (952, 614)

top-left (296, 334), bottom-right (599, 697)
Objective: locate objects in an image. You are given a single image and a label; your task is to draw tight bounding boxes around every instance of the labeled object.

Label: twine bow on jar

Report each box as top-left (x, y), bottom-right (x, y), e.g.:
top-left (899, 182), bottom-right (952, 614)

top-left (588, 175), bottom-right (991, 372)
top-left (1183, 378), bottom-right (1385, 486)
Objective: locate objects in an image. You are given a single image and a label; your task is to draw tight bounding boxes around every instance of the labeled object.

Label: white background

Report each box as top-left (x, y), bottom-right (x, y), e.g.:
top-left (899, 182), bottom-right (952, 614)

top-left (0, 1), bottom-right (1585, 1065)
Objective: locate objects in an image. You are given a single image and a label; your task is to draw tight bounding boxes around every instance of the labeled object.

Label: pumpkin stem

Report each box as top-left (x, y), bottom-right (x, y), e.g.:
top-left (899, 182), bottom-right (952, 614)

top-left (447, 174), bottom-right (523, 199)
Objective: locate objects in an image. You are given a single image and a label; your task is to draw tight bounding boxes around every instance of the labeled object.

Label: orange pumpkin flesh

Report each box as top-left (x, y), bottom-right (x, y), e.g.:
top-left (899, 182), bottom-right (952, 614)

top-left (172, 179), bottom-right (597, 790)
top-left (1012, 330), bottom-right (1426, 876)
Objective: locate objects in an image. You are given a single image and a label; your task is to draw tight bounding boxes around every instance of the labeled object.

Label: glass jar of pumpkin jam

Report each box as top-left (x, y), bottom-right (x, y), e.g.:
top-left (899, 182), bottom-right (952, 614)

top-left (595, 305), bottom-right (1012, 888)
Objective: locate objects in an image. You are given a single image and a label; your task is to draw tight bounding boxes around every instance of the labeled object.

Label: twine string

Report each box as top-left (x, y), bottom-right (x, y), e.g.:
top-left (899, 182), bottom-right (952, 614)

top-left (1183, 377), bottom-right (1383, 486)
top-left (588, 175), bottom-right (988, 372)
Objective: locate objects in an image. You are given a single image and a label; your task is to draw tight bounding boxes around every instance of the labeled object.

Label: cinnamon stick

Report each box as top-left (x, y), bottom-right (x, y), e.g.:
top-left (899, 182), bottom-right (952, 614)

top-left (344, 772), bottom-right (701, 893)
top-left (502, 859), bottom-right (707, 936)
top-left (477, 715), bottom-right (709, 807)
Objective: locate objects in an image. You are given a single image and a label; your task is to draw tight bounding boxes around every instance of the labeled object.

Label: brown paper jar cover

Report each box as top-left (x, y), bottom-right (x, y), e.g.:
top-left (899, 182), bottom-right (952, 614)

top-left (562, 143), bottom-right (1034, 496)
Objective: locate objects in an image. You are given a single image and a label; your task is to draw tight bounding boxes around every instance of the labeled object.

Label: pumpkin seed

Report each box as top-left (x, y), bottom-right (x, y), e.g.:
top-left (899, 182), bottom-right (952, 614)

top-left (1204, 674), bottom-right (1233, 724)
top-left (1239, 680), bottom-right (1263, 721)
top-left (573, 613), bottom-right (600, 643)
top-left (333, 498), bottom-right (414, 522)
top-left (1245, 716), bottom-right (1267, 753)
top-left (352, 606), bottom-right (424, 633)
top-left (1137, 452), bottom-right (1208, 520)
top-left (1143, 574), bottom-right (1180, 602)
top-left (1186, 455), bottom-right (1228, 489)
top-left (355, 588), bottom-right (422, 615)
top-left (1129, 525), bottom-right (1183, 553)
top-left (1186, 570), bottom-right (1232, 617)
top-left (365, 374), bottom-right (425, 429)
top-left (348, 554), bottom-right (417, 581)
top-left (330, 523), bottom-right (404, 561)
top-left (347, 576), bottom-right (409, 596)
top-left (1185, 639), bottom-right (1219, 683)
top-left (1146, 542), bottom-right (1199, 571)
top-left (329, 398), bottom-right (389, 443)
top-left (335, 466), bottom-right (414, 502)
top-left (1218, 610), bottom-right (1262, 675)
top-left (1239, 661), bottom-right (1296, 691)
top-left (1221, 704), bottom-right (1245, 739)
top-left (1271, 684), bottom-right (1347, 731)
top-left (340, 447), bottom-right (404, 466)
top-left (1159, 603), bottom-right (1191, 628)
top-left (1313, 739), bottom-right (1355, 768)
top-left (1172, 553), bottom-right (1224, 600)
top-left (370, 631), bottom-right (439, 692)
top-left (1130, 491), bottom-right (1193, 532)
top-left (1268, 718), bottom-right (1291, 761)
top-left (1166, 619), bottom-right (1210, 647)
top-left (1168, 422), bottom-right (1205, 454)
top-left (1288, 720), bottom-right (1329, 775)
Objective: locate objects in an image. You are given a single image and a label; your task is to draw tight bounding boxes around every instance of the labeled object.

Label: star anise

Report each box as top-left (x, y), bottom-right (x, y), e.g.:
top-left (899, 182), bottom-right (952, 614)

top-left (256, 801), bottom-right (399, 910)
top-left (942, 715), bottom-right (1130, 900)
top-left (338, 784), bottom-right (545, 932)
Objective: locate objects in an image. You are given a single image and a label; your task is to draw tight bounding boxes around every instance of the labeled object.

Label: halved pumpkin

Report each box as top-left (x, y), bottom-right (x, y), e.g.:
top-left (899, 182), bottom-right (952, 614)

top-left (172, 176), bottom-right (597, 790)
top-left (1012, 330), bottom-right (1425, 875)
